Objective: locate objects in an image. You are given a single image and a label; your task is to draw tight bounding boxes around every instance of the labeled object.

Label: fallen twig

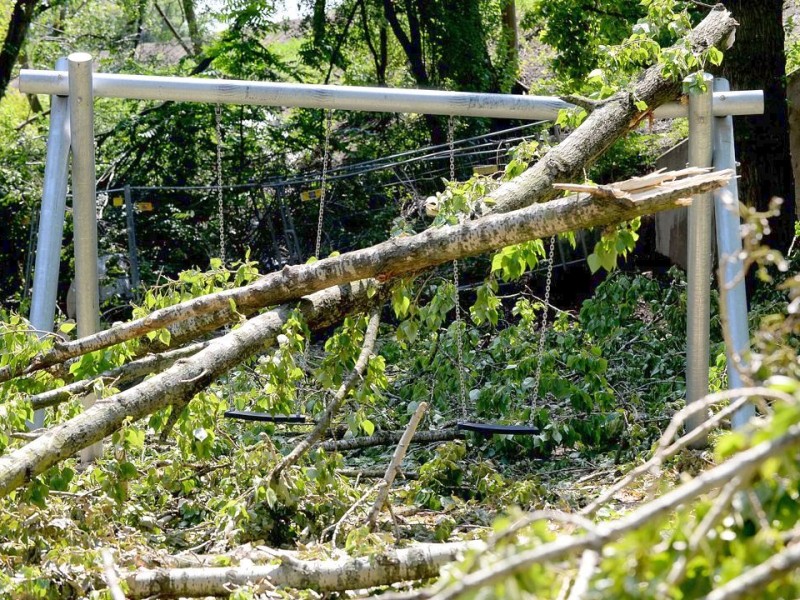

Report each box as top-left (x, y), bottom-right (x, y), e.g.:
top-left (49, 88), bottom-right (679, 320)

top-left (581, 387), bottom-right (790, 517)
top-left (101, 549), bottom-right (126, 600)
top-left (368, 402), bottom-right (428, 531)
top-left (269, 310), bottom-right (381, 486)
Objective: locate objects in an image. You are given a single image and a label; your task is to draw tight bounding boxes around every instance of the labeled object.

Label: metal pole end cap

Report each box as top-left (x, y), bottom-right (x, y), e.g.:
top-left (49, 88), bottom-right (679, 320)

top-left (67, 52), bottom-right (93, 64)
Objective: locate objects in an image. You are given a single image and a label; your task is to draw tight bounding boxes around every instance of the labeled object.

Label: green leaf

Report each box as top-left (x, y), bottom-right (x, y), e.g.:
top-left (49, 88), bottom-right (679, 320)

top-left (361, 419), bottom-right (375, 436)
top-left (124, 427), bottom-right (146, 451)
top-left (587, 253), bottom-right (602, 274)
top-left (118, 461), bottom-right (138, 480)
top-left (265, 486), bottom-right (277, 509)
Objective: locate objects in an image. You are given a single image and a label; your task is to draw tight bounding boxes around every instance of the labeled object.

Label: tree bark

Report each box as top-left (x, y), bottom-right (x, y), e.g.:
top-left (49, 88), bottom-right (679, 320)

top-left (0, 282), bottom-right (382, 497)
top-left (126, 541), bottom-right (482, 598)
top-left (367, 401), bottom-right (428, 530)
top-left (720, 0), bottom-right (794, 250)
top-left (381, 0), bottom-right (445, 142)
top-left (3, 168), bottom-right (732, 385)
top-left (359, 0), bottom-right (387, 85)
top-left (0, 0), bottom-right (39, 101)
top-left (28, 340), bottom-right (210, 410)
top-left (181, 0), bottom-right (203, 55)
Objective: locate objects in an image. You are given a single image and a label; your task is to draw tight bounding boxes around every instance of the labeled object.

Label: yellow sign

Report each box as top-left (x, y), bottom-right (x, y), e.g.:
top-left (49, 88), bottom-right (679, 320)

top-left (112, 196), bottom-right (124, 207)
top-left (300, 188), bottom-right (323, 202)
top-left (135, 202), bottom-right (153, 212)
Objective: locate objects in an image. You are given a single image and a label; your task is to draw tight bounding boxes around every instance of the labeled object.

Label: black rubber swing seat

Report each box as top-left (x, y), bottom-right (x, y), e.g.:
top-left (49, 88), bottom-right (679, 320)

top-left (456, 422), bottom-right (540, 436)
top-left (224, 410), bottom-right (308, 424)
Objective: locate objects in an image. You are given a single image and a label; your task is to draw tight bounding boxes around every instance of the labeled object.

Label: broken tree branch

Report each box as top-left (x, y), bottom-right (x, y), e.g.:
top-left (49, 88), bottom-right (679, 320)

top-left (0, 282), bottom-right (383, 497)
top-left (700, 541), bottom-right (800, 600)
top-left (483, 6), bottom-right (737, 214)
top-left (422, 423), bottom-right (800, 600)
top-left (580, 386), bottom-right (791, 517)
top-left (367, 401), bottom-right (428, 531)
top-left (125, 541), bottom-right (483, 598)
top-left (2, 168), bottom-right (733, 385)
top-left (28, 340), bottom-right (210, 410)
top-left (268, 309), bottom-right (382, 486)
top-left (101, 549), bottom-right (126, 600)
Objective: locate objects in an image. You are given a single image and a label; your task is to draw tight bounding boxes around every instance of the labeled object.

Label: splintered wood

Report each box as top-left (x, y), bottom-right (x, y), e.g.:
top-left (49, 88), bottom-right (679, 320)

top-left (553, 167), bottom-right (733, 208)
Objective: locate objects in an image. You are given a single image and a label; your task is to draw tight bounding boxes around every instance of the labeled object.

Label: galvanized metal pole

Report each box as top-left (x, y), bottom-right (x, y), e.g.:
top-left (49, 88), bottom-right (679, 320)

top-left (29, 57), bottom-right (71, 429)
top-left (69, 52), bottom-right (103, 462)
top-left (123, 185), bottom-right (141, 294)
top-left (685, 73), bottom-right (715, 444)
top-left (712, 78), bottom-right (754, 429)
top-left (18, 68), bottom-right (764, 120)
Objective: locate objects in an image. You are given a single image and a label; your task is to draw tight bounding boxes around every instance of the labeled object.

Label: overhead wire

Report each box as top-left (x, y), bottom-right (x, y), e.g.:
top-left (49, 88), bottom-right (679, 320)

top-left (98, 120), bottom-right (549, 195)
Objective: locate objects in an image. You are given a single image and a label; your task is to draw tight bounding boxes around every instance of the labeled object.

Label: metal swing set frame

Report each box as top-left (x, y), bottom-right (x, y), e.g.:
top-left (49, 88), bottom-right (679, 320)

top-left (21, 54), bottom-right (762, 449)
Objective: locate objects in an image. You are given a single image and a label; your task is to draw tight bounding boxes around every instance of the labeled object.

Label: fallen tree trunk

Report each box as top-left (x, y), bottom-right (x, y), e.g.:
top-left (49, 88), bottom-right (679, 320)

top-left (122, 396), bottom-right (800, 600)
top-left (28, 340), bottom-right (210, 410)
top-left (321, 428), bottom-right (463, 452)
top-left (125, 541), bottom-right (483, 598)
top-left (4, 169), bottom-right (731, 385)
top-left (484, 6), bottom-right (737, 214)
top-left (1, 7), bottom-right (739, 499)
top-left (0, 282), bottom-right (381, 497)
top-left (339, 468), bottom-right (419, 480)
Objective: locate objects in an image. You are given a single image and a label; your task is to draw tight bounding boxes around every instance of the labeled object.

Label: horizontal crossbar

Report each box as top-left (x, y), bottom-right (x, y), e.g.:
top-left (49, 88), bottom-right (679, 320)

top-left (18, 70), bottom-right (763, 120)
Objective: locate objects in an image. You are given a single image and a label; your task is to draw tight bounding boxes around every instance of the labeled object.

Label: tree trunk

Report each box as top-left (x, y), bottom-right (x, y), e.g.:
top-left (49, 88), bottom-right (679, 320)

top-left (0, 0), bottom-right (39, 101)
top-left (381, 0), bottom-right (445, 143)
top-left (126, 541), bottom-right (482, 598)
top-left (499, 0), bottom-right (519, 92)
top-left (721, 0), bottom-right (795, 250)
top-left (4, 171), bottom-right (730, 496)
top-left (2, 169), bottom-right (732, 385)
top-left (2, 11), bottom-right (738, 495)
top-left (181, 0), bottom-right (202, 55)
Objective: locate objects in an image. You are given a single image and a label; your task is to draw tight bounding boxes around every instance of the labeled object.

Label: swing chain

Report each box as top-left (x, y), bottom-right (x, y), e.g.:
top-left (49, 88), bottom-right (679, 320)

top-left (448, 116), bottom-right (455, 186)
top-left (215, 104), bottom-right (226, 266)
top-left (447, 116), bottom-right (468, 420)
top-left (214, 103), bottom-right (235, 402)
top-left (529, 235), bottom-right (556, 424)
top-left (315, 109), bottom-right (333, 259)
top-left (453, 259), bottom-right (468, 420)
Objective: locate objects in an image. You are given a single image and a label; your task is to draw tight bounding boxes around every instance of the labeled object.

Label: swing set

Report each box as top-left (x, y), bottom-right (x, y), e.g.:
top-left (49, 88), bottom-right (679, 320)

top-left (23, 54), bottom-right (761, 447)
top-left (218, 110), bottom-right (551, 434)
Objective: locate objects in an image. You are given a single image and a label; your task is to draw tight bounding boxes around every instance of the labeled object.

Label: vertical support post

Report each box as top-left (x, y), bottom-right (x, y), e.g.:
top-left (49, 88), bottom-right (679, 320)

top-left (29, 57), bottom-right (71, 429)
top-left (69, 52), bottom-right (103, 462)
top-left (685, 72), bottom-right (714, 445)
top-left (713, 78), bottom-right (754, 429)
top-left (123, 185), bottom-right (141, 294)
